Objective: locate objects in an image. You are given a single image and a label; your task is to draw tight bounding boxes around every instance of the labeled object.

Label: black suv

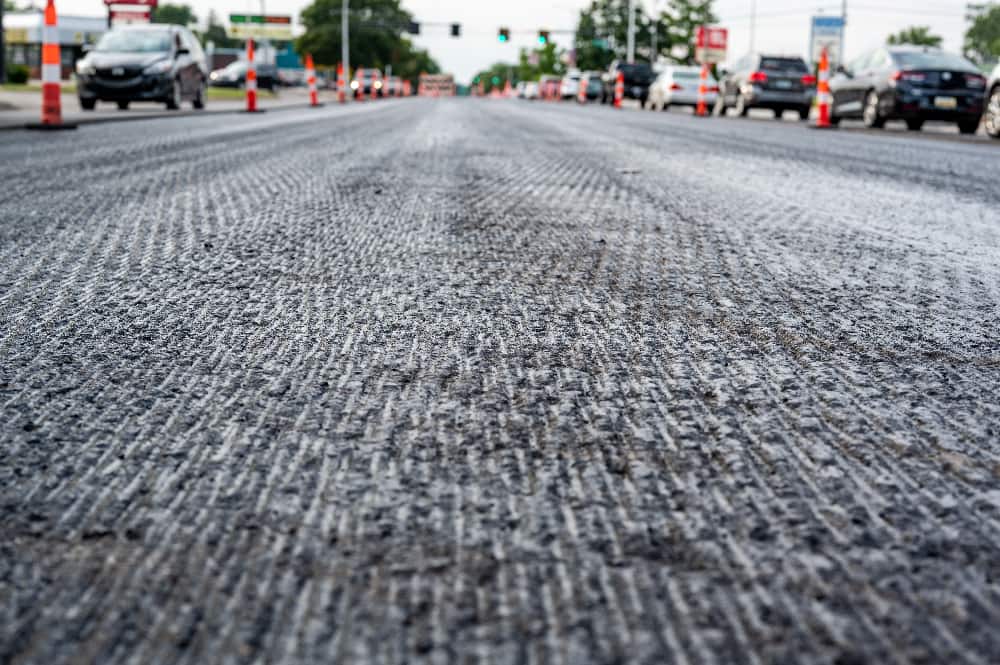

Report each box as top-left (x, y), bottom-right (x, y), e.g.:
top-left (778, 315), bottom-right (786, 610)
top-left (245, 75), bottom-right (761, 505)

top-left (829, 45), bottom-right (986, 134)
top-left (76, 25), bottom-right (208, 111)
top-left (601, 61), bottom-right (654, 108)
top-left (716, 54), bottom-right (815, 119)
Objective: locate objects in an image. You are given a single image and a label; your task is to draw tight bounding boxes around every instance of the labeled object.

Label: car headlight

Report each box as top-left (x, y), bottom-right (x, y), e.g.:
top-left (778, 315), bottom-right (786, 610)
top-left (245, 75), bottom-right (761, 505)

top-left (374, 81), bottom-right (383, 89)
top-left (76, 61), bottom-right (95, 76)
top-left (351, 80), bottom-right (359, 90)
top-left (143, 60), bottom-right (172, 76)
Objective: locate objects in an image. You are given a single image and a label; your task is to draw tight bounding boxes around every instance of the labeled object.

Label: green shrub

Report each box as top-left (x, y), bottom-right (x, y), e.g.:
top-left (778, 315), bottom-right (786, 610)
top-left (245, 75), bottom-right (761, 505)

top-left (7, 64), bottom-right (30, 84)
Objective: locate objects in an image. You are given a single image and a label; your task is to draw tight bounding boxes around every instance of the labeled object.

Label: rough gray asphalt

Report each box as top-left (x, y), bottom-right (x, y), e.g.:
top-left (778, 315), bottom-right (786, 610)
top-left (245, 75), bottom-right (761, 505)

top-left (2, 99), bottom-right (1000, 665)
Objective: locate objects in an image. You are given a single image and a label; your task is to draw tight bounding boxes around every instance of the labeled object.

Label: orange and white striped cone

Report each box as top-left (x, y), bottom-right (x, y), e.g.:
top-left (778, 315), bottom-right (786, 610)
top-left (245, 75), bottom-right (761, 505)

top-left (357, 68), bottom-right (365, 101)
top-left (614, 71), bottom-right (624, 109)
top-left (696, 64), bottom-right (709, 117)
top-left (337, 63), bottom-right (346, 104)
top-left (503, 80), bottom-right (512, 98)
top-left (578, 79), bottom-right (587, 104)
top-left (813, 48), bottom-right (834, 129)
top-left (27, 0), bottom-right (75, 130)
top-left (305, 54), bottom-right (321, 107)
top-left (404, 80), bottom-right (412, 97)
top-left (245, 38), bottom-right (259, 113)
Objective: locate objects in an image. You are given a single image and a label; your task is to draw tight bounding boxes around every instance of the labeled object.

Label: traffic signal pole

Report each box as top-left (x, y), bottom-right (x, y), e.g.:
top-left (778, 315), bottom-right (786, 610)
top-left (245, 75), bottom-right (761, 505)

top-left (0, 0), bottom-right (6, 84)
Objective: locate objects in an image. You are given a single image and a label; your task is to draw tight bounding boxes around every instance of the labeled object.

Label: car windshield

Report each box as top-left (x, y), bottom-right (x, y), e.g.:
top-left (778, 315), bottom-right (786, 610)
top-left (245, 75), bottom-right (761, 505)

top-left (223, 61), bottom-right (247, 74)
top-left (892, 51), bottom-right (975, 71)
top-left (760, 57), bottom-right (808, 72)
top-left (95, 30), bottom-right (171, 53)
top-left (621, 64), bottom-right (652, 76)
top-left (673, 71), bottom-right (701, 79)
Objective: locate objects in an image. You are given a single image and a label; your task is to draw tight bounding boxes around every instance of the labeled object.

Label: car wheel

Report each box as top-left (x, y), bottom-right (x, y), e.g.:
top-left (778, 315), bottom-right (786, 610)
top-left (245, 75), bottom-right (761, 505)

top-left (957, 119), bottom-right (980, 135)
top-left (165, 78), bottom-right (182, 110)
top-left (80, 97), bottom-right (96, 111)
top-left (986, 87), bottom-right (1000, 139)
top-left (829, 114), bottom-right (841, 126)
top-left (639, 98), bottom-right (647, 110)
top-left (193, 79), bottom-right (206, 110)
top-left (798, 107), bottom-right (810, 121)
top-left (662, 102), bottom-right (671, 112)
top-left (905, 119), bottom-right (924, 131)
top-left (773, 108), bottom-right (783, 119)
top-left (116, 100), bottom-right (130, 110)
top-left (862, 90), bottom-right (885, 128)
top-left (735, 93), bottom-right (749, 117)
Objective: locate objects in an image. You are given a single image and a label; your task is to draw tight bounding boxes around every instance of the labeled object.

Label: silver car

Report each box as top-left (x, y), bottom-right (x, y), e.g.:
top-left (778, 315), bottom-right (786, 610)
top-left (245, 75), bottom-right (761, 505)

top-left (986, 62), bottom-right (1000, 139)
top-left (649, 66), bottom-right (718, 111)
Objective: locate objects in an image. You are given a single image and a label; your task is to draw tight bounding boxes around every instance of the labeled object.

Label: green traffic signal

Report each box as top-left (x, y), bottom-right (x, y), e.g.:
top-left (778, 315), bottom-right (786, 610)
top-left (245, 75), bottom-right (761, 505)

top-left (498, 27), bottom-right (510, 42)
top-left (538, 31), bottom-right (550, 45)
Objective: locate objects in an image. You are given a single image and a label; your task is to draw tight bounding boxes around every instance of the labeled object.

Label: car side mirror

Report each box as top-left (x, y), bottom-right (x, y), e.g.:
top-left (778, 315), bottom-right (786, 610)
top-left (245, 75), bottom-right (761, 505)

top-left (176, 47), bottom-right (190, 57)
top-left (836, 65), bottom-right (851, 78)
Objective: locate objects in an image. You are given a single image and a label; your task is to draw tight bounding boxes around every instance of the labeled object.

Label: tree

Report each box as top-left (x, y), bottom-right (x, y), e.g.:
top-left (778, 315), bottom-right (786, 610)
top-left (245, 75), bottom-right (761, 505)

top-left (965, 5), bottom-right (1000, 64)
top-left (297, 0), bottom-right (439, 88)
top-left (658, 0), bottom-right (717, 65)
top-left (152, 4), bottom-right (197, 27)
top-left (887, 26), bottom-right (942, 47)
top-left (471, 62), bottom-right (517, 93)
top-left (516, 43), bottom-right (566, 82)
top-left (198, 10), bottom-right (240, 49)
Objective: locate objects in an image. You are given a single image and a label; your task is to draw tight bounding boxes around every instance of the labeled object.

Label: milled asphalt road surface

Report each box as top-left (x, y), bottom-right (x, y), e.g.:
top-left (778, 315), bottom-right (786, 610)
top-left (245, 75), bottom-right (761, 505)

top-left (2, 99), bottom-right (999, 665)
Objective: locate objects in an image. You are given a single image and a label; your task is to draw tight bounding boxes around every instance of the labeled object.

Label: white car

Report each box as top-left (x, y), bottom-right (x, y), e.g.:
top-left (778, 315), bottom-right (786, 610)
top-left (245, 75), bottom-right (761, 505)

top-left (523, 81), bottom-right (540, 100)
top-left (648, 66), bottom-right (718, 111)
top-left (560, 70), bottom-right (581, 100)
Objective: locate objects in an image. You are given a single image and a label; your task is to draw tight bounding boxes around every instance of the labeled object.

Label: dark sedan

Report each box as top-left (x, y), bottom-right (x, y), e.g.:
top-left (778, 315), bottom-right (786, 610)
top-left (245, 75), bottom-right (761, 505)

top-left (829, 46), bottom-right (986, 133)
top-left (209, 60), bottom-right (277, 92)
top-left (76, 25), bottom-right (207, 111)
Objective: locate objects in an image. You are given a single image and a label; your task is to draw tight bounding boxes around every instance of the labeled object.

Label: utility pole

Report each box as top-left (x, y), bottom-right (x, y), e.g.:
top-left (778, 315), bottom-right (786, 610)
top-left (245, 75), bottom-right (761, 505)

top-left (625, 0), bottom-right (636, 63)
top-left (750, 0), bottom-right (756, 52)
top-left (841, 0), bottom-right (847, 67)
top-left (342, 0), bottom-right (350, 93)
top-left (0, 0), bottom-right (6, 85)
top-left (650, 0), bottom-right (659, 64)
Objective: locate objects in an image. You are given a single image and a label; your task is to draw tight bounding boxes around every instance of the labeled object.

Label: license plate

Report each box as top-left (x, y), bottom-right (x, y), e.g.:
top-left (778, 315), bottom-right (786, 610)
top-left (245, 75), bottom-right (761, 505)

top-left (935, 96), bottom-right (957, 109)
top-left (774, 80), bottom-right (792, 89)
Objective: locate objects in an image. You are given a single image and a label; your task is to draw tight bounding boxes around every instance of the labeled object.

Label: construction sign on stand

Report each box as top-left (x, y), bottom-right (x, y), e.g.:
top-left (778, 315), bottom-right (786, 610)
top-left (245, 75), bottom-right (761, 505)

top-left (695, 26), bottom-right (728, 65)
top-left (228, 15), bottom-right (293, 41)
top-left (809, 16), bottom-right (845, 68)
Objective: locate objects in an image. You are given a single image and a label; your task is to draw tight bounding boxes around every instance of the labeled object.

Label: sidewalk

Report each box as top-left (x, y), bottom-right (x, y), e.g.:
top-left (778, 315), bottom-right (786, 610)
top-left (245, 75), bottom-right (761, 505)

top-left (0, 86), bottom-right (322, 130)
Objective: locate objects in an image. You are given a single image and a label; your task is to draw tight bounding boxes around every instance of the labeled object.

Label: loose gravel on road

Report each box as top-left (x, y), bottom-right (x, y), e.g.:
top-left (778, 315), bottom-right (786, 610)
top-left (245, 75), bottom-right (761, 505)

top-left (2, 99), bottom-right (1000, 665)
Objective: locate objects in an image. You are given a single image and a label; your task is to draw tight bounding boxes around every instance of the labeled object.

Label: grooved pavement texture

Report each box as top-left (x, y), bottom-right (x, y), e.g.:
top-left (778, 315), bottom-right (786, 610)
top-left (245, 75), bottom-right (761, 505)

top-left (2, 99), bottom-right (1000, 665)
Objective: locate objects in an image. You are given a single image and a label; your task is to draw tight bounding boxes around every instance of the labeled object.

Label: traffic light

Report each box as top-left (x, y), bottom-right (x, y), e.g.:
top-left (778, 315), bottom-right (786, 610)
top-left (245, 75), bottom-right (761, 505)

top-left (538, 30), bottom-right (550, 45)
top-left (498, 27), bottom-right (510, 43)
top-left (451, 23), bottom-right (461, 37)
top-left (407, 21), bottom-right (420, 35)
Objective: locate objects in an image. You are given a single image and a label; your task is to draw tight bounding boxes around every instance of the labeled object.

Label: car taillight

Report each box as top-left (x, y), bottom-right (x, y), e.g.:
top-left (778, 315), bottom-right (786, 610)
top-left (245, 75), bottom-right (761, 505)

top-left (670, 83), bottom-right (683, 90)
top-left (801, 74), bottom-right (816, 86)
top-left (966, 74), bottom-right (986, 89)
top-left (708, 85), bottom-right (719, 93)
top-left (891, 70), bottom-right (926, 83)
top-left (749, 71), bottom-right (768, 83)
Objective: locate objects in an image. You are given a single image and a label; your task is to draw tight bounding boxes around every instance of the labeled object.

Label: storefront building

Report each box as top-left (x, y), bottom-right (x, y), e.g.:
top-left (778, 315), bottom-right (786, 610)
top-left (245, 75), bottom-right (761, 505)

top-left (3, 11), bottom-right (106, 80)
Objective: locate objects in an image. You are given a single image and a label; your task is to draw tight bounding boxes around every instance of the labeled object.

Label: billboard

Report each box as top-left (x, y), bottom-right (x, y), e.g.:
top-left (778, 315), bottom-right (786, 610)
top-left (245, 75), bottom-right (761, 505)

top-left (810, 16), bottom-right (845, 67)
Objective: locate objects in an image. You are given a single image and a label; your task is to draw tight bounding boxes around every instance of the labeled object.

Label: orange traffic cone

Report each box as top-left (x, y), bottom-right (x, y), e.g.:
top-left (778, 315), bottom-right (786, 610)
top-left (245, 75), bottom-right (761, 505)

top-left (27, 0), bottom-right (76, 130)
top-left (337, 63), bottom-right (346, 103)
top-left (305, 54), bottom-right (321, 107)
top-left (357, 68), bottom-right (366, 101)
top-left (813, 48), bottom-right (835, 129)
top-left (244, 38), bottom-right (261, 113)
top-left (696, 64), bottom-right (709, 117)
top-left (614, 71), bottom-right (624, 109)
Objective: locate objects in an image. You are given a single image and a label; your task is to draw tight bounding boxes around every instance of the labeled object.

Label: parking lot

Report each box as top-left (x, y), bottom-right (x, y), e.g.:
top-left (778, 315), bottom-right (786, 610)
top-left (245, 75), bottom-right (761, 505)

top-left (2, 97), bottom-right (999, 664)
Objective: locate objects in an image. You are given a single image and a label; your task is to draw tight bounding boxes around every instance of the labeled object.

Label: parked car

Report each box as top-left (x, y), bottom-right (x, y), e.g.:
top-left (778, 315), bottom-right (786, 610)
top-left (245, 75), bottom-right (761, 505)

top-left (75, 24), bottom-right (208, 111)
top-left (982, 62), bottom-right (999, 139)
top-left (384, 76), bottom-right (403, 97)
top-left (601, 61), bottom-right (654, 108)
top-left (828, 46), bottom-right (986, 133)
top-left (716, 53), bottom-right (815, 119)
top-left (209, 60), bottom-right (277, 91)
top-left (523, 81), bottom-right (540, 100)
top-left (649, 65), bottom-right (718, 111)
top-left (577, 71), bottom-right (603, 102)
top-left (560, 70), bottom-right (581, 100)
top-left (351, 69), bottom-right (384, 98)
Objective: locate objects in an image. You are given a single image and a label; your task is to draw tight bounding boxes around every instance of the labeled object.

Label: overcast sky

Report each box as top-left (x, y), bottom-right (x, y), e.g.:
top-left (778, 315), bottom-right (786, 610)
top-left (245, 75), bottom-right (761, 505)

top-left (52, 0), bottom-right (976, 81)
